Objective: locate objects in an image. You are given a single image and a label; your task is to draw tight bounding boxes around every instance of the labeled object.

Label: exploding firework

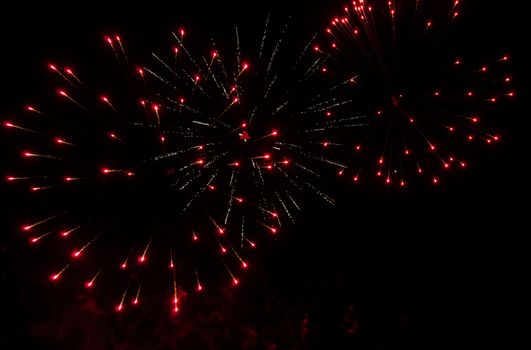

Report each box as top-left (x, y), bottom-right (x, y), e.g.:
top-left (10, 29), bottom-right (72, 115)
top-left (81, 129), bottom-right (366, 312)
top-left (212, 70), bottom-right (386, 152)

top-left (3, 19), bottom-right (338, 313)
top-left (307, 0), bottom-right (513, 186)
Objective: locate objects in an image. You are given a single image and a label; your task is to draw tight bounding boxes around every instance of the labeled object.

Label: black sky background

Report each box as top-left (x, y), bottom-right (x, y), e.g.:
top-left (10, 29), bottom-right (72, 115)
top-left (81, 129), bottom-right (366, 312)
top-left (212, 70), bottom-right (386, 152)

top-left (1, 0), bottom-right (529, 349)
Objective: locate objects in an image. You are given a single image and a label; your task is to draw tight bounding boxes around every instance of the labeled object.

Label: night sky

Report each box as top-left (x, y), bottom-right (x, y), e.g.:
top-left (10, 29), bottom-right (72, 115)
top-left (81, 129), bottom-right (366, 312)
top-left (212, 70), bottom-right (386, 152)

top-left (1, 0), bottom-right (528, 349)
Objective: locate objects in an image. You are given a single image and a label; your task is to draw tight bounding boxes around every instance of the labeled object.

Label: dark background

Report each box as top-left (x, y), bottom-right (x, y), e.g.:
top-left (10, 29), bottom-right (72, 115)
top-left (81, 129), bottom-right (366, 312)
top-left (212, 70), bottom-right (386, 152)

top-left (1, 0), bottom-right (528, 349)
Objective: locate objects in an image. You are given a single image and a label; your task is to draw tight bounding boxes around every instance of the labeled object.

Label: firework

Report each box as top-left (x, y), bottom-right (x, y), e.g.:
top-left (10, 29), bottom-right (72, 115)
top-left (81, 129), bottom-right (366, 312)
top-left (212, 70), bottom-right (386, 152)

top-left (308, 0), bottom-right (512, 186)
top-left (3, 19), bottom-right (338, 313)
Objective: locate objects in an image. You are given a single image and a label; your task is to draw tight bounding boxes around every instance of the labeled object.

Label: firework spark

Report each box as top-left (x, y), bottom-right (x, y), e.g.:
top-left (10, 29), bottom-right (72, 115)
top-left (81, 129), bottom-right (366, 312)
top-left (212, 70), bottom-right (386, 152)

top-left (308, 0), bottom-right (512, 186)
top-left (3, 18), bottom-right (338, 313)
